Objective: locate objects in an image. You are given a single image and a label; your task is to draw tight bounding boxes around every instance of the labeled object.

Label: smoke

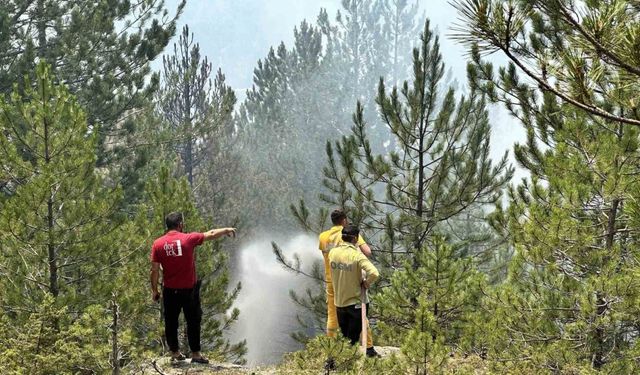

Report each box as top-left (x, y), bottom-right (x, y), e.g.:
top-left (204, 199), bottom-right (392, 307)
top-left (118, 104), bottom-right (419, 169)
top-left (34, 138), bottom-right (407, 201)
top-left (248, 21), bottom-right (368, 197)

top-left (227, 233), bottom-right (321, 366)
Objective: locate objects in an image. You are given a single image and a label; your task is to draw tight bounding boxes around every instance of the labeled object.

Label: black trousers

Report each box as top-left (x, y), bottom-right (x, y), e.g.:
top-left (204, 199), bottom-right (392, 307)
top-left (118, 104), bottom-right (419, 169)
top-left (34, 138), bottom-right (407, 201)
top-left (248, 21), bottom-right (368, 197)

top-left (163, 280), bottom-right (202, 353)
top-left (336, 303), bottom-right (369, 345)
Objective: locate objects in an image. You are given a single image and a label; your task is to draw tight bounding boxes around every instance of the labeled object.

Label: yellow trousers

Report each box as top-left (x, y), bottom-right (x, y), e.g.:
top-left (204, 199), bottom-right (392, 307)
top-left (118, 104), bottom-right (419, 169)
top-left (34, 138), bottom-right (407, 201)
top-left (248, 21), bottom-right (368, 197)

top-left (326, 282), bottom-right (373, 348)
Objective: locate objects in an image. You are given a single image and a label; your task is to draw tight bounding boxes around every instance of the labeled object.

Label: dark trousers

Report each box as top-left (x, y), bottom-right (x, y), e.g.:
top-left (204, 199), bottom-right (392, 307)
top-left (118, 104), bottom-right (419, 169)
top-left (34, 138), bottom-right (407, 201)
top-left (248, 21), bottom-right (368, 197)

top-left (163, 281), bottom-right (202, 353)
top-left (336, 303), bottom-right (369, 345)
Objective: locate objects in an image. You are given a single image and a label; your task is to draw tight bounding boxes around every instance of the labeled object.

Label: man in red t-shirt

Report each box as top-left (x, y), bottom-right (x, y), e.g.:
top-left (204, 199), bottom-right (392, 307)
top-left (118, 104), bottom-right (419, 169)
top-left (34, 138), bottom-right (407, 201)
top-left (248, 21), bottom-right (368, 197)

top-left (150, 212), bottom-right (236, 363)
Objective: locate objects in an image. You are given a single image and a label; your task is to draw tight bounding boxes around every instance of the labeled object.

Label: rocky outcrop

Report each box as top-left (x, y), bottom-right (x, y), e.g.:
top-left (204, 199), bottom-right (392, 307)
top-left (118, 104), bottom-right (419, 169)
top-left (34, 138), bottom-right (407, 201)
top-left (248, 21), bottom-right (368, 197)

top-left (136, 346), bottom-right (402, 374)
top-left (373, 346), bottom-right (401, 358)
top-left (138, 358), bottom-right (251, 374)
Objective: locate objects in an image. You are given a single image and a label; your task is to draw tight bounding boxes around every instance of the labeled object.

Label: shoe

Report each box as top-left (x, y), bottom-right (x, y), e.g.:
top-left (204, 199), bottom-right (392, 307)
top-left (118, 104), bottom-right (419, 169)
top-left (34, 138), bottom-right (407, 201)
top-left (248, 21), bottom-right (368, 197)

top-left (366, 347), bottom-right (380, 358)
top-left (324, 357), bottom-right (336, 370)
top-left (191, 356), bottom-right (209, 364)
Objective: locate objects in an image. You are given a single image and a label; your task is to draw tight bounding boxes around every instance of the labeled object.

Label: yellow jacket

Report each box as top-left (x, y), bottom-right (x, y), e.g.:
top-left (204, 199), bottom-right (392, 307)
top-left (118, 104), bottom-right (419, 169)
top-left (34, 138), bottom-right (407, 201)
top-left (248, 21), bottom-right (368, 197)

top-left (318, 225), bottom-right (365, 283)
top-left (328, 242), bottom-right (379, 307)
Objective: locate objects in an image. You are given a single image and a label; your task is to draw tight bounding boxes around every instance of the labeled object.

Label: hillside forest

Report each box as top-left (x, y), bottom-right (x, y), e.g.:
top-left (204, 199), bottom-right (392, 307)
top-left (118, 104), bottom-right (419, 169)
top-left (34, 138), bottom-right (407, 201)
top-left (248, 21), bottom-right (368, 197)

top-left (2, 0), bottom-right (640, 374)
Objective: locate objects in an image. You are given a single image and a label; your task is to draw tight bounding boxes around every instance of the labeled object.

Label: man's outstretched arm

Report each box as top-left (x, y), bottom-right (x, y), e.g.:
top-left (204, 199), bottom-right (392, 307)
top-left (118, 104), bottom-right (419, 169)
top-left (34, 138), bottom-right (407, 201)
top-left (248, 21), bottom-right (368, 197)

top-left (359, 243), bottom-right (372, 258)
top-left (356, 235), bottom-right (372, 257)
top-left (203, 227), bottom-right (236, 241)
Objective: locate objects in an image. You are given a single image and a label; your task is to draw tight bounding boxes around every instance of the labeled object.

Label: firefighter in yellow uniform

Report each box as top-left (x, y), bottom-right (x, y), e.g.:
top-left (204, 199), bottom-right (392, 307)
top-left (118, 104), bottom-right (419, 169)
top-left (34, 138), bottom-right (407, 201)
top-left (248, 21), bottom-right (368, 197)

top-left (318, 209), bottom-right (378, 357)
top-left (329, 225), bottom-right (379, 347)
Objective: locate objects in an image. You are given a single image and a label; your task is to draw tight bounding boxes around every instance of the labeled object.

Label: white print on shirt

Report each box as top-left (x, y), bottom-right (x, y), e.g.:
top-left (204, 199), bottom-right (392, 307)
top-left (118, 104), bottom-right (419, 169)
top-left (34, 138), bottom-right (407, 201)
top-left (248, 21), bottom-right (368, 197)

top-left (163, 240), bottom-right (183, 257)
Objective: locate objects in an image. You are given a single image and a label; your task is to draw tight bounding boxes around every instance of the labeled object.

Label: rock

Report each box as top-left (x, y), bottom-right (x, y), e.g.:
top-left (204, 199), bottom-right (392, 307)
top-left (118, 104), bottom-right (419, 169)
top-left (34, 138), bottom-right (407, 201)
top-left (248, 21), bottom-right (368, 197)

top-left (374, 346), bottom-right (401, 358)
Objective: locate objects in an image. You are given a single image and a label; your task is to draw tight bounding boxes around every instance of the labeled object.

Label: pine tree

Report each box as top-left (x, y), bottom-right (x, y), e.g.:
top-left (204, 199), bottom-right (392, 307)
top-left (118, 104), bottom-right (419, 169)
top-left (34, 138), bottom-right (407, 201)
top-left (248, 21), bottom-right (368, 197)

top-left (453, 0), bottom-right (640, 370)
top-left (0, 62), bottom-right (161, 373)
top-left (331, 0), bottom-right (425, 152)
top-left (479, 103), bottom-right (640, 373)
top-left (0, 295), bottom-right (113, 374)
top-left (154, 25), bottom-right (240, 224)
top-left (334, 0), bottom-right (380, 105)
top-left (276, 20), bottom-right (511, 346)
top-left (0, 62), bottom-right (125, 312)
top-left (322, 19), bottom-right (511, 268)
top-left (156, 25), bottom-right (236, 190)
top-left (376, 0), bottom-right (423, 86)
top-left (236, 3), bottom-right (426, 229)
top-left (375, 236), bottom-right (484, 373)
top-left (441, 206), bottom-right (512, 284)
top-left (0, 0), bottom-right (184, 166)
top-left (191, 68), bottom-right (244, 225)
top-left (452, 0), bottom-right (640, 128)
top-left (100, 212), bottom-right (172, 370)
top-left (236, 21), bottom-right (328, 229)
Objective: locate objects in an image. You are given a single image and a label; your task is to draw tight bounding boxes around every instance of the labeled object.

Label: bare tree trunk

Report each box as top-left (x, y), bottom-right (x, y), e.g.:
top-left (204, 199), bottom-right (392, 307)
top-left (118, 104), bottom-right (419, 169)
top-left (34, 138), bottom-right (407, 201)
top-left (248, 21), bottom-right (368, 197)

top-left (38, 0), bottom-right (58, 299)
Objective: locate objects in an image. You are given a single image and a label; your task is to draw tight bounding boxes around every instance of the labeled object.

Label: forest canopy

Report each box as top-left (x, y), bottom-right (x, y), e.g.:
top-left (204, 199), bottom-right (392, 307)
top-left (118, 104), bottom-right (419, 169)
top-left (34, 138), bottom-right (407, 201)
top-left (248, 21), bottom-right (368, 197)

top-left (2, 0), bottom-right (640, 374)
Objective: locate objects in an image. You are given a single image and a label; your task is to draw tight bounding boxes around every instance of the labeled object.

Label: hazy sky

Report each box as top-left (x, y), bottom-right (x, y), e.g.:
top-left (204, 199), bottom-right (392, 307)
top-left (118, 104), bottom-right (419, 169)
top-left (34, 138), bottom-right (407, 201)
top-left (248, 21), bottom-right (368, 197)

top-left (163, 0), bottom-right (469, 90)
top-left (161, 0), bottom-right (526, 179)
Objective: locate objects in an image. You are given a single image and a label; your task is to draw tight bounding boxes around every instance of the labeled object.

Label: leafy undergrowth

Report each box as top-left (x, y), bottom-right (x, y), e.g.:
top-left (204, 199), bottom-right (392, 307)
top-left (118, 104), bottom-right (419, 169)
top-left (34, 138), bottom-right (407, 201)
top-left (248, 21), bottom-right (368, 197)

top-left (266, 336), bottom-right (491, 375)
top-left (265, 336), bottom-right (602, 374)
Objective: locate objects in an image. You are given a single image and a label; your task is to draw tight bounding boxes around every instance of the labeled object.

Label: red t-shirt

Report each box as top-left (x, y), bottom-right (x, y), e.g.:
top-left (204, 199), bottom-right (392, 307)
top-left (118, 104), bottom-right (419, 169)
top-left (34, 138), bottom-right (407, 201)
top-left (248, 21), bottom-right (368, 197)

top-left (151, 230), bottom-right (205, 289)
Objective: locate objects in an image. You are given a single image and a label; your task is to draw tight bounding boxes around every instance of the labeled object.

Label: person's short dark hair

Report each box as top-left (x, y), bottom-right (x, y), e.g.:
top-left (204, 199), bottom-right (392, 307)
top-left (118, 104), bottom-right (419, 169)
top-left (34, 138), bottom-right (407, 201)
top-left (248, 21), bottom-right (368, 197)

top-left (341, 224), bottom-right (359, 243)
top-left (165, 212), bottom-right (183, 230)
top-left (331, 209), bottom-right (347, 225)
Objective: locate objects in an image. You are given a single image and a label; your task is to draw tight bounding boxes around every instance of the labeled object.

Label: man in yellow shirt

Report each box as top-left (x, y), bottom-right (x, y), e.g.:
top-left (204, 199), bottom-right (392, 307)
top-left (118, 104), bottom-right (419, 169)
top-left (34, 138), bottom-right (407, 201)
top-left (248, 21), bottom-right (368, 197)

top-left (329, 225), bottom-right (379, 346)
top-left (318, 209), bottom-right (378, 357)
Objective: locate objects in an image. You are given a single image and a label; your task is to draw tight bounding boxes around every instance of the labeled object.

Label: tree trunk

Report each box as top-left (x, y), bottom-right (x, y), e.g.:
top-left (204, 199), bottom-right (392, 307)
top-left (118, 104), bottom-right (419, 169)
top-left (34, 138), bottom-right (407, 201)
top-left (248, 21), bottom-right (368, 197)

top-left (393, 3), bottom-right (400, 85)
top-left (43, 98), bottom-right (58, 298)
top-left (184, 65), bottom-right (193, 186)
top-left (593, 198), bottom-right (619, 368)
top-left (186, 133), bottom-right (193, 186)
top-left (38, 0), bottom-right (57, 299)
top-left (111, 296), bottom-right (121, 375)
top-left (413, 42), bottom-right (428, 267)
top-left (353, 1), bottom-right (360, 103)
top-left (433, 249), bottom-right (439, 342)
top-left (37, 0), bottom-right (47, 58)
